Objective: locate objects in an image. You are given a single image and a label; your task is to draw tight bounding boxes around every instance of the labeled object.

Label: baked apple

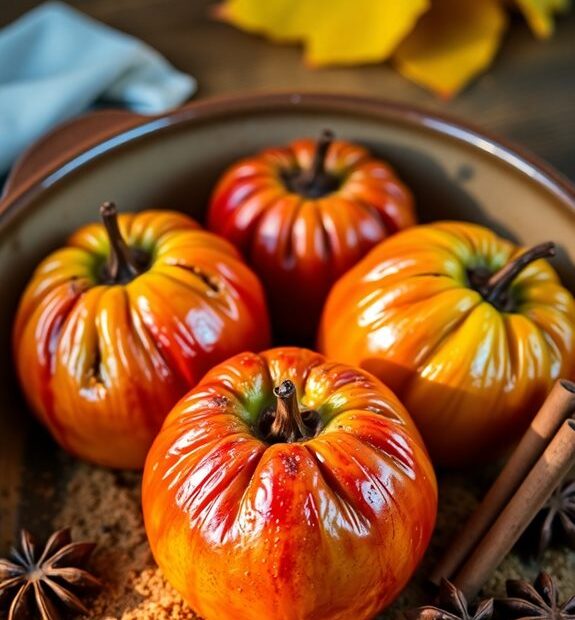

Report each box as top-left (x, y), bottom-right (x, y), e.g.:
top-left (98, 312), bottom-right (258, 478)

top-left (13, 203), bottom-right (270, 468)
top-left (207, 131), bottom-right (415, 340)
top-left (319, 221), bottom-right (575, 467)
top-left (143, 347), bottom-right (437, 620)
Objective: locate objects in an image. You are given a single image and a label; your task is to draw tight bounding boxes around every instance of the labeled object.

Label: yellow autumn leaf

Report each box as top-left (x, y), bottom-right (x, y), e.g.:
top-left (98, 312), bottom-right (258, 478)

top-left (394, 0), bottom-right (508, 98)
top-left (217, 0), bottom-right (430, 66)
top-left (515, 0), bottom-right (571, 38)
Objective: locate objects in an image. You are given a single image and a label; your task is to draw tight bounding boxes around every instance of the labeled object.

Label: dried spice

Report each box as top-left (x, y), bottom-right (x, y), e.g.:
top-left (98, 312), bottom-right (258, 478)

top-left (0, 528), bottom-right (101, 620)
top-left (404, 578), bottom-right (493, 619)
top-left (497, 571), bottom-right (575, 619)
top-left (531, 478), bottom-right (575, 557)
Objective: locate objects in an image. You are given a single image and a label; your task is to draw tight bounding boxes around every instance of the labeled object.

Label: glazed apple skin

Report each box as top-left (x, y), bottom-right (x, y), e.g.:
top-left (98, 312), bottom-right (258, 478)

top-left (207, 133), bottom-right (415, 340)
top-left (13, 208), bottom-right (270, 469)
top-left (143, 347), bottom-right (437, 620)
top-left (318, 221), bottom-right (575, 468)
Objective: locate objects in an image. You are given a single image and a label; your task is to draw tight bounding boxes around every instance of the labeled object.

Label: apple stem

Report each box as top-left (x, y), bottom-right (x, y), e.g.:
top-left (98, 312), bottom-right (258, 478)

top-left (100, 202), bottom-right (141, 284)
top-left (270, 380), bottom-right (309, 443)
top-left (285, 129), bottom-right (338, 198)
top-left (482, 242), bottom-right (555, 306)
top-left (308, 129), bottom-right (334, 186)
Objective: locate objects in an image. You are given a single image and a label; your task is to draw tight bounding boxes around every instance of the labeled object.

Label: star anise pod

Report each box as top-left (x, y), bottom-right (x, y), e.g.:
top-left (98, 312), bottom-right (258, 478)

top-left (404, 578), bottom-right (494, 619)
top-left (0, 528), bottom-right (102, 620)
top-left (497, 571), bottom-right (575, 619)
top-left (531, 478), bottom-right (575, 557)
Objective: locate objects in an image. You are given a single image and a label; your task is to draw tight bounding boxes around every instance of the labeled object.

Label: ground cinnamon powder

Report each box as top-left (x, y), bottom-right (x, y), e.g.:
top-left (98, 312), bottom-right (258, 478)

top-left (52, 464), bottom-right (575, 619)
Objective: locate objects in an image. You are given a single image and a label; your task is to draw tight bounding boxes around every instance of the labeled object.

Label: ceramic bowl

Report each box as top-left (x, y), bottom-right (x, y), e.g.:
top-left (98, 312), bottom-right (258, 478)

top-left (1, 93), bottom-right (574, 549)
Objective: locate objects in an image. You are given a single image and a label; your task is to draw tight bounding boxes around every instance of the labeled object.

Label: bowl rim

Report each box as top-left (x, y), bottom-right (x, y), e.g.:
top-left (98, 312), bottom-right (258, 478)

top-left (1, 91), bottom-right (574, 228)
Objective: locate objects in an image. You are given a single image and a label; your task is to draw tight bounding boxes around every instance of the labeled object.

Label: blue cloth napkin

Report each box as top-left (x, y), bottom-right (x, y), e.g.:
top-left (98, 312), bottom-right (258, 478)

top-left (0, 2), bottom-right (196, 174)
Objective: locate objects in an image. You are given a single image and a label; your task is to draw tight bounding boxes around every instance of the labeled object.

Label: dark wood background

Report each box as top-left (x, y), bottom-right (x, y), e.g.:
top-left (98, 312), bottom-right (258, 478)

top-left (1, 0), bottom-right (575, 180)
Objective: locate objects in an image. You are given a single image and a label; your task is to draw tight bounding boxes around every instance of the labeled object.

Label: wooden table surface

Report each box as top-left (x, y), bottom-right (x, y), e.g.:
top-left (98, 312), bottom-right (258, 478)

top-left (2, 0), bottom-right (575, 181)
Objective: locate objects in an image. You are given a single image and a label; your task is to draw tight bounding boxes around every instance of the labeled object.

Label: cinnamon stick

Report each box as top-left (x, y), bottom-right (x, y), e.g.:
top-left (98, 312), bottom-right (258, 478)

top-left (430, 379), bottom-right (575, 585)
top-left (452, 418), bottom-right (575, 600)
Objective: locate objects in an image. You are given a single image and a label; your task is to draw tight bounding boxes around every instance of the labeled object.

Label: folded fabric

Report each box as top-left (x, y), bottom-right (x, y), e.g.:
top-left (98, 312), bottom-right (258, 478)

top-left (0, 1), bottom-right (196, 174)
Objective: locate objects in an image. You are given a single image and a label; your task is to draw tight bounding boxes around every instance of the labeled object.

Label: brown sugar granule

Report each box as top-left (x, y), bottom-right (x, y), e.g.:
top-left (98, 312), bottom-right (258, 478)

top-left (51, 462), bottom-right (575, 619)
top-left (52, 463), bottom-right (199, 620)
top-left (120, 568), bottom-right (198, 620)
